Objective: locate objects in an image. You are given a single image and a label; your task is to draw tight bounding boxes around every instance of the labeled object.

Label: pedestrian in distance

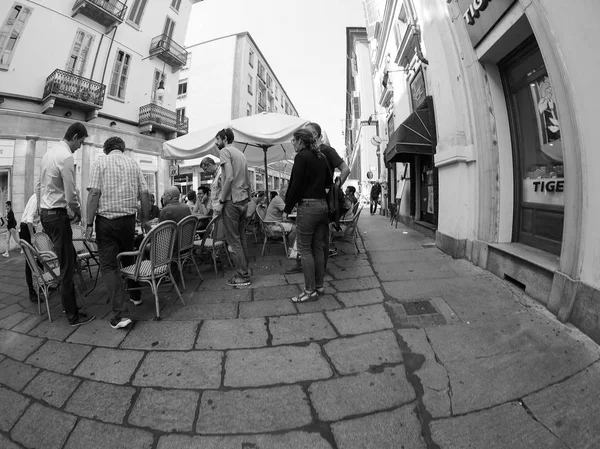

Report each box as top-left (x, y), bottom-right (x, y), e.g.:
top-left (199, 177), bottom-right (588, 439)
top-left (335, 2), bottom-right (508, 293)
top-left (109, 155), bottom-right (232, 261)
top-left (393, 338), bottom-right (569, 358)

top-left (284, 128), bottom-right (333, 302)
top-left (214, 128), bottom-right (252, 287)
top-left (86, 136), bottom-right (149, 330)
top-left (370, 181), bottom-right (382, 215)
top-left (39, 121), bottom-right (94, 327)
top-left (2, 200), bottom-right (20, 257)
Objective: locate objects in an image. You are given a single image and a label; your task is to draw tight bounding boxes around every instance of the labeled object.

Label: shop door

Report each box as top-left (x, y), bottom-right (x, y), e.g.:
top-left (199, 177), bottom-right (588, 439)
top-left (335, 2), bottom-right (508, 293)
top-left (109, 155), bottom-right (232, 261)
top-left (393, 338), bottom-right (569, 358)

top-left (501, 38), bottom-right (564, 255)
top-left (419, 158), bottom-right (436, 224)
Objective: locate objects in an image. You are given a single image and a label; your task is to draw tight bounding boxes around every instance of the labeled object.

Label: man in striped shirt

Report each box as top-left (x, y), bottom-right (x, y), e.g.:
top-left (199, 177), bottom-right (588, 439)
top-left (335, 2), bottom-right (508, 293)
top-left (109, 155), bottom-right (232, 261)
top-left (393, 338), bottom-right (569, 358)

top-left (86, 137), bottom-right (150, 330)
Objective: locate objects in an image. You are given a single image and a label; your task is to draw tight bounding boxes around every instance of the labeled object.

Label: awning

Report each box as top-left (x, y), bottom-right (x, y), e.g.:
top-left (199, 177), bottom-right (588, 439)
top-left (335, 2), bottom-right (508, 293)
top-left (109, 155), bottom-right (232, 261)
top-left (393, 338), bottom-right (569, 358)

top-left (384, 95), bottom-right (436, 164)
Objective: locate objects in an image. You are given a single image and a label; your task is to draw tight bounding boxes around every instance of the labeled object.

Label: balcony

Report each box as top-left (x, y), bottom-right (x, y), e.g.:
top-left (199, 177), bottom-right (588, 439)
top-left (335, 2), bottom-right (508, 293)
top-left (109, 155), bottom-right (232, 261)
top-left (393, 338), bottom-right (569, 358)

top-left (42, 69), bottom-right (105, 120)
top-left (72, 0), bottom-right (127, 32)
top-left (139, 103), bottom-right (188, 136)
top-left (149, 34), bottom-right (188, 71)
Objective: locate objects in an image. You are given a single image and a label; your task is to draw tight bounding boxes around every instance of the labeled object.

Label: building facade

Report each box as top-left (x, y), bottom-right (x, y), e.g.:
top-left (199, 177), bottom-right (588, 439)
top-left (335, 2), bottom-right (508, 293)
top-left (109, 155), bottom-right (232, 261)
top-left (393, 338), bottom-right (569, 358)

top-left (0, 0), bottom-right (197, 223)
top-left (363, 0), bottom-right (600, 342)
top-left (175, 31), bottom-right (298, 194)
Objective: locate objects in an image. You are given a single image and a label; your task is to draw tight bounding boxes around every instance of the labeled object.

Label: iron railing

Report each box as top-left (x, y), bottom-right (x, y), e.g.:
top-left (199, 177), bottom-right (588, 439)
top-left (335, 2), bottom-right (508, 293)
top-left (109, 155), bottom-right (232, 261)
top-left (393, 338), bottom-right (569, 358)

top-left (43, 69), bottom-right (105, 107)
top-left (140, 103), bottom-right (188, 134)
top-left (149, 34), bottom-right (188, 67)
top-left (73, 0), bottom-right (127, 20)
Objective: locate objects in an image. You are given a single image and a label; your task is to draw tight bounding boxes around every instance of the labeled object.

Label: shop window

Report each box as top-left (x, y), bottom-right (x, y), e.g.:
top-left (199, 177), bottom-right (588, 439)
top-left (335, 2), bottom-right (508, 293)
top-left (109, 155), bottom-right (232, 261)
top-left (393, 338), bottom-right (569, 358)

top-left (143, 172), bottom-right (156, 199)
top-left (0, 3), bottom-right (32, 69)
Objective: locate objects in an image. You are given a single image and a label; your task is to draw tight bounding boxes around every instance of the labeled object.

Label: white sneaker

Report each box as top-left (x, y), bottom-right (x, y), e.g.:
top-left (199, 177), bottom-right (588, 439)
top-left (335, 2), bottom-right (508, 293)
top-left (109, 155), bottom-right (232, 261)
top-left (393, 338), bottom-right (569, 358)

top-left (2, 252), bottom-right (8, 258)
top-left (129, 297), bottom-right (143, 306)
top-left (110, 317), bottom-right (132, 329)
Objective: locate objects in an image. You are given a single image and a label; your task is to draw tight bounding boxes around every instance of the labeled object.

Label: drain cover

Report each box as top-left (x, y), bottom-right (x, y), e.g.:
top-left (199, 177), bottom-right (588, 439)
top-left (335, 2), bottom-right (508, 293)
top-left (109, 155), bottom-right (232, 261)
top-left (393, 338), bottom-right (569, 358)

top-left (403, 300), bottom-right (437, 316)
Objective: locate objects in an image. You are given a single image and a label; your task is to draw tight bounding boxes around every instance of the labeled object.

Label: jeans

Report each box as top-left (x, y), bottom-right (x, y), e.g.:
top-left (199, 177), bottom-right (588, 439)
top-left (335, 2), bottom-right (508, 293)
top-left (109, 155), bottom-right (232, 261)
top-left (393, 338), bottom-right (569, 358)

top-left (222, 199), bottom-right (250, 278)
top-left (370, 198), bottom-right (379, 214)
top-left (19, 223), bottom-right (35, 295)
top-left (41, 209), bottom-right (78, 321)
top-left (95, 215), bottom-right (140, 319)
top-left (296, 199), bottom-right (329, 292)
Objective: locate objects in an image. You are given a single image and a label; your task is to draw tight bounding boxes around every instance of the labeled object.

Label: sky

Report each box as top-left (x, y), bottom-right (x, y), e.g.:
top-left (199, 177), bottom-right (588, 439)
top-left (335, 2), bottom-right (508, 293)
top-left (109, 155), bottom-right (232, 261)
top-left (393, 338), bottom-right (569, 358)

top-left (185, 0), bottom-right (366, 154)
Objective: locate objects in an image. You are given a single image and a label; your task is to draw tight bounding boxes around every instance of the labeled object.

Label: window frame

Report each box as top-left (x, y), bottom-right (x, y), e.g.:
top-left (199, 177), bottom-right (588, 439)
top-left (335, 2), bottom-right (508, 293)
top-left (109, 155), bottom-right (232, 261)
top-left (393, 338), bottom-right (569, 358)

top-left (246, 102), bottom-right (252, 116)
top-left (163, 16), bottom-right (175, 39)
top-left (127, 0), bottom-right (148, 28)
top-left (177, 79), bottom-right (187, 98)
top-left (108, 49), bottom-right (132, 101)
top-left (247, 74), bottom-right (253, 95)
top-left (170, 0), bottom-right (182, 13)
top-left (0, 3), bottom-right (32, 70)
top-left (249, 49), bottom-right (254, 68)
top-left (65, 28), bottom-right (94, 76)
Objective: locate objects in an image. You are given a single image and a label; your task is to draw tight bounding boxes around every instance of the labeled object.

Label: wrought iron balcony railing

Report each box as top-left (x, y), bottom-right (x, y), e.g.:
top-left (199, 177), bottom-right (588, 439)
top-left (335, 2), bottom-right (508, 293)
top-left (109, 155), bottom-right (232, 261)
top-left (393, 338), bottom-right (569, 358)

top-left (72, 0), bottom-right (127, 30)
top-left (43, 69), bottom-right (105, 108)
top-left (149, 34), bottom-right (188, 69)
top-left (139, 103), bottom-right (188, 135)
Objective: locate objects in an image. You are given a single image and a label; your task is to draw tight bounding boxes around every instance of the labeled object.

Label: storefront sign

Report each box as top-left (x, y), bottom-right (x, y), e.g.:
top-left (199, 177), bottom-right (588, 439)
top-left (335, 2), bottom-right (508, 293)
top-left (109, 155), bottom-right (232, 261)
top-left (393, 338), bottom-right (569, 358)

top-left (410, 68), bottom-right (426, 111)
top-left (523, 178), bottom-right (564, 206)
top-left (458, 0), bottom-right (516, 47)
top-left (134, 154), bottom-right (158, 172)
top-left (0, 140), bottom-right (15, 166)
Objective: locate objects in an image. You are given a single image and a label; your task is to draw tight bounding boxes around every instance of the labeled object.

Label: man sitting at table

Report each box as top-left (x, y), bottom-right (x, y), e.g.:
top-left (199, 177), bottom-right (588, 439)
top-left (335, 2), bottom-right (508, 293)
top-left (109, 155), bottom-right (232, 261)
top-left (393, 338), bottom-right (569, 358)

top-left (265, 189), bottom-right (296, 248)
top-left (159, 186), bottom-right (191, 223)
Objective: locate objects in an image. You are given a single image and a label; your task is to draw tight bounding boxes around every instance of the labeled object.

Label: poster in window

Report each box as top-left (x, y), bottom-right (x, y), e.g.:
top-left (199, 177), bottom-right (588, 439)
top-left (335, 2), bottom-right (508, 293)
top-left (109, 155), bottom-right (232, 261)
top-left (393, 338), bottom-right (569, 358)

top-left (427, 185), bottom-right (434, 214)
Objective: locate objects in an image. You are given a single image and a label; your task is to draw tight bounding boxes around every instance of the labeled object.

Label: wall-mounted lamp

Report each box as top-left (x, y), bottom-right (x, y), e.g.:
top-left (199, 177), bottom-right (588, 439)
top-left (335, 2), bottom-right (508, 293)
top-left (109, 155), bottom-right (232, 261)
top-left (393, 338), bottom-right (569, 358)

top-left (110, 121), bottom-right (117, 127)
top-left (64, 111), bottom-right (72, 118)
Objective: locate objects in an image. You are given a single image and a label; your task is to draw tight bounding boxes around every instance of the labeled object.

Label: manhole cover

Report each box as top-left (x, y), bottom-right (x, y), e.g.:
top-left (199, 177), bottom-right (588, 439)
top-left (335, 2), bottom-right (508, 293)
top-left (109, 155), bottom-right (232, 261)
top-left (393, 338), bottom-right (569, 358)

top-left (404, 300), bottom-right (437, 316)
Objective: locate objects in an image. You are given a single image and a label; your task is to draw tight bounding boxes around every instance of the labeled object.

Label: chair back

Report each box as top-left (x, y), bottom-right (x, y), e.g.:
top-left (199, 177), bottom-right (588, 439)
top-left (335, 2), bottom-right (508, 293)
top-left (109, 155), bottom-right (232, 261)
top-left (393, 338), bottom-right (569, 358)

top-left (71, 224), bottom-right (89, 254)
top-left (20, 240), bottom-right (44, 281)
top-left (344, 206), bottom-right (363, 237)
top-left (141, 221), bottom-right (178, 272)
top-left (177, 215), bottom-right (198, 256)
top-left (33, 232), bottom-right (56, 254)
top-left (256, 205), bottom-right (267, 220)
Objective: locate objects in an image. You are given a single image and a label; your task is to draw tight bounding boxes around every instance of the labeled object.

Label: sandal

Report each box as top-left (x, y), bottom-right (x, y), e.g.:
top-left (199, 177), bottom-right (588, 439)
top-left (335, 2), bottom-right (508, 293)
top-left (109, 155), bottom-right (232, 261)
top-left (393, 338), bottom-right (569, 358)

top-left (316, 287), bottom-right (325, 296)
top-left (291, 290), bottom-right (319, 303)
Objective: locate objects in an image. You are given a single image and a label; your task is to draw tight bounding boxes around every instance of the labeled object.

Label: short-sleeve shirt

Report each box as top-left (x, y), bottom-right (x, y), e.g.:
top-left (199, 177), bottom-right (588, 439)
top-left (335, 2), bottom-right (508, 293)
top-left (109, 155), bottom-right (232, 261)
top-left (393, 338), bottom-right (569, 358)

top-left (265, 195), bottom-right (286, 222)
top-left (319, 144), bottom-right (343, 176)
top-left (87, 150), bottom-right (148, 219)
top-left (220, 145), bottom-right (250, 203)
top-left (159, 201), bottom-right (191, 223)
top-left (21, 194), bottom-right (40, 225)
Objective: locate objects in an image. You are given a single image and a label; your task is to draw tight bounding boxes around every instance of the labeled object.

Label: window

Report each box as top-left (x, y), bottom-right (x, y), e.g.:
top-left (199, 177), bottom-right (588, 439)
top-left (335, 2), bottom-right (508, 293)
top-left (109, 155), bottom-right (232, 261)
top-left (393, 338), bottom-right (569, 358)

top-left (66, 29), bottom-right (94, 76)
top-left (258, 90), bottom-right (264, 108)
top-left (257, 61), bottom-right (265, 80)
top-left (393, 5), bottom-right (408, 49)
top-left (143, 172), bottom-right (156, 199)
top-left (109, 50), bottom-right (131, 100)
top-left (170, 0), bottom-right (182, 12)
top-left (151, 69), bottom-right (165, 103)
top-left (0, 4), bottom-right (32, 69)
top-left (182, 52), bottom-right (191, 69)
top-left (127, 0), bottom-right (147, 26)
top-left (177, 79), bottom-right (187, 97)
top-left (249, 49), bottom-right (254, 67)
top-left (246, 103), bottom-right (252, 116)
top-left (274, 85), bottom-right (278, 99)
top-left (266, 74), bottom-right (272, 90)
top-left (176, 107), bottom-right (185, 122)
top-left (247, 74), bottom-right (253, 94)
top-left (280, 95), bottom-right (284, 107)
top-left (163, 17), bottom-right (175, 39)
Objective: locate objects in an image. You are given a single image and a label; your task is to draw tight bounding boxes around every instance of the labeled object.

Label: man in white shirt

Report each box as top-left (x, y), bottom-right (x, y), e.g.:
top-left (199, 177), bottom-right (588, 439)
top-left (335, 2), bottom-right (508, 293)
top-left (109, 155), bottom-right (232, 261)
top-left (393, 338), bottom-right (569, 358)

top-left (20, 186), bottom-right (40, 302)
top-left (39, 122), bottom-right (94, 327)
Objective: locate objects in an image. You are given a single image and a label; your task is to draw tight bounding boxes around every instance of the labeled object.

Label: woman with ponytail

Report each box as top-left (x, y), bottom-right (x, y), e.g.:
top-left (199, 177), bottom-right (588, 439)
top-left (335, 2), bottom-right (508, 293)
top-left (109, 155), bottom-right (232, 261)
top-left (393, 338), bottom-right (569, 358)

top-left (283, 128), bottom-right (333, 302)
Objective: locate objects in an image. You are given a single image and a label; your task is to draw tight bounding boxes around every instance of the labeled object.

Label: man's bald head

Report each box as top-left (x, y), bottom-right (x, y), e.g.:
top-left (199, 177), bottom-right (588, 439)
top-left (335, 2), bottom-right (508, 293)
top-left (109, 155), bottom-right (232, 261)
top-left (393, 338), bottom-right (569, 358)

top-left (162, 186), bottom-right (181, 205)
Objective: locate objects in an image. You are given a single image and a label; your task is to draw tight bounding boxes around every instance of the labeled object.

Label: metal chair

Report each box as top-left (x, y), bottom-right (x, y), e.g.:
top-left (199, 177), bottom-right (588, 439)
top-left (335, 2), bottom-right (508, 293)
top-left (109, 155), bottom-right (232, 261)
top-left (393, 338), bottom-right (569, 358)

top-left (193, 215), bottom-right (233, 276)
top-left (256, 205), bottom-right (290, 257)
top-left (331, 206), bottom-right (364, 258)
top-left (245, 209), bottom-right (259, 243)
top-left (20, 240), bottom-right (60, 322)
top-left (71, 224), bottom-right (100, 279)
top-left (174, 215), bottom-right (203, 290)
top-left (33, 231), bottom-right (86, 292)
top-left (117, 220), bottom-right (184, 320)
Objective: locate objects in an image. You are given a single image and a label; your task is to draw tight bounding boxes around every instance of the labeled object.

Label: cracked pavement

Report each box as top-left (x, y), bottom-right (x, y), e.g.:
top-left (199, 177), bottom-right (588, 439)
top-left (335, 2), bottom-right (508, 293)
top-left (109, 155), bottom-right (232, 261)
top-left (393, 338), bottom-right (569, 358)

top-left (0, 214), bottom-right (599, 448)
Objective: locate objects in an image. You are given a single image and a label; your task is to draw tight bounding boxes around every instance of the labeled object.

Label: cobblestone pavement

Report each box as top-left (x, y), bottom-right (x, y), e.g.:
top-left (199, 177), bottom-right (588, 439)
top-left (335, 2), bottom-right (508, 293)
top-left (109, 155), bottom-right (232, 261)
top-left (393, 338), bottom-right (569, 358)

top-left (1, 214), bottom-right (599, 449)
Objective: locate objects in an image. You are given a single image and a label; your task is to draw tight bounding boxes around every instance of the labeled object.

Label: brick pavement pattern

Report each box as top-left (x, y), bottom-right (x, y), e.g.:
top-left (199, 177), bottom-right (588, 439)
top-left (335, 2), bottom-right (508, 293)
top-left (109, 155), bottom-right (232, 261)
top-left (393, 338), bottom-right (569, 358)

top-left (1, 213), bottom-right (599, 448)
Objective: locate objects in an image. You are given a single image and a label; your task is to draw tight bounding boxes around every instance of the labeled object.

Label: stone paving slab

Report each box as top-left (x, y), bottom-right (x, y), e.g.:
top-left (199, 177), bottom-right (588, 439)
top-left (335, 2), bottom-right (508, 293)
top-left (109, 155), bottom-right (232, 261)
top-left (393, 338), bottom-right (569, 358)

top-left (129, 388), bottom-right (199, 432)
top-left (331, 258), bottom-right (371, 268)
top-left (430, 402), bottom-right (567, 449)
top-left (11, 402), bottom-right (77, 449)
top-left (239, 298), bottom-right (297, 318)
top-left (0, 329), bottom-right (44, 361)
top-left (74, 347), bottom-right (144, 384)
top-left (188, 288), bottom-right (252, 303)
top-left (309, 365), bottom-right (415, 421)
top-left (253, 284), bottom-right (302, 301)
top-left (374, 260), bottom-right (458, 282)
top-left (331, 405), bottom-right (426, 449)
top-left (270, 312), bottom-right (337, 345)
top-left (336, 288), bottom-right (385, 307)
top-left (0, 311), bottom-right (29, 330)
top-left (225, 343), bottom-right (333, 387)
top-left (196, 317), bottom-right (267, 349)
top-left (157, 432), bottom-right (333, 449)
top-left (197, 385), bottom-right (312, 434)
top-left (120, 321), bottom-right (198, 350)
top-left (26, 340), bottom-right (91, 375)
top-left (66, 380), bottom-right (136, 424)
top-left (64, 418), bottom-right (154, 449)
top-left (295, 295), bottom-right (342, 313)
top-left (329, 265), bottom-right (376, 280)
top-left (326, 304), bottom-right (393, 336)
top-left (0, 358), bottom-right (39, 391)
top-left (523, 361), bottom-right (600, 449)
top-left (0, 304), bottom-right (24, 321)
top-left (66, 319), bottom-right (129, 347)
top-left (0, 386), bottom-right (30, 431)
top-left (248, 274), bottom-right (289, 288)
top-left (330, 276), bottom-right (380, 292)
top-left (28, 318), bottom-right (77, 341)
top-left (133, 351), bottom-right (222, 389)
top-left (165, 302), bottom-right (238, 320)
top-left (0, 433), bottom-right (20, 449)
top-left (9, 314), bottom-right (46, 334)
top-left (323, 330), bottom-right (403, 375)
top-left (23, 370), bottom-right (80, 408)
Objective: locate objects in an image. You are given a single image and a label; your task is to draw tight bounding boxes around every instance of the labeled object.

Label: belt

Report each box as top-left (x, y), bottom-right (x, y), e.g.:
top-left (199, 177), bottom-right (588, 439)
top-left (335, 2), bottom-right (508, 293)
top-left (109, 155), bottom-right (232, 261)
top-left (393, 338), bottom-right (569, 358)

top-left (41, 208), bottom-right (67, 215)
top-left (299, 198), bottom-right (326, 205)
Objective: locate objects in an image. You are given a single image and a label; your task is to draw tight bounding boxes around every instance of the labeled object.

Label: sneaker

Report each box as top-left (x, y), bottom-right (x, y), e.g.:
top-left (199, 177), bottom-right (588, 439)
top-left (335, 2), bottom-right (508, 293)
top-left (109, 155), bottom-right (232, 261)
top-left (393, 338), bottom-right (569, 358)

top-left (2, 252), bottom-right (8, 258)
top-left (226, 276), bottom-right (251, 287)
top-left (285, 264), bottom-right (303, 274)
top-left (316, 287), bottom-right (325, 296)
top-left (69, 314), bottom-right (96, 327)
top-left (328, 247), bottom-right (338, 257)
top-left (129, 297), bottom-right (143, 306)
top-left (110, 317), bottom-right (132, 329)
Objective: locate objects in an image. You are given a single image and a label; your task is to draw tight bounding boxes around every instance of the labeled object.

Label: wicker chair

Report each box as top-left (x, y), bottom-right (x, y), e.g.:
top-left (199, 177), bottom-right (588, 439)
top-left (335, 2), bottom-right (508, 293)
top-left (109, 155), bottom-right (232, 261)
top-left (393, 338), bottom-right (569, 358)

top-left (330, 205), bottom-right (364, 258)
top-left (256, 205), bottom-right (290, 257)
top-left (174, 215), bottom-right (203, 290)
top-left (117, 221), bottom-right (184, 320)
top-left (32, 231), bottom-right (86, 292)
top-left (71, 224), bottom-right (100, 280)
top-left (193, 215), bottom-right (232, 276)
top-left (20, 240), bottom-right (60, 322)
